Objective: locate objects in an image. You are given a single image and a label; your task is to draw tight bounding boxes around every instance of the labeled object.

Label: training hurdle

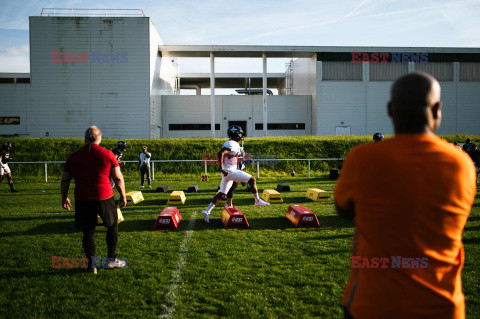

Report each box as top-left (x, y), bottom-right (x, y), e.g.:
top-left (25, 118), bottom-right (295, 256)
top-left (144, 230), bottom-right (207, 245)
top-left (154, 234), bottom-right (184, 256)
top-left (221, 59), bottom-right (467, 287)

top-left (153, 207), bottom-right (182, 230)
top-left (276, 184), bottom-right (291, 192)
top-left (167, 191), bottom-right (186, 205)
top-left (261, 189), bottom-right (283, 203)
top-left (306, 188), bottom-right (330, 201)
top-left (156, 185), bottom-right (170, 193)
top-left (221, 206), bottom-right (250, 229)
top-left (285, 205), bottom-right (320, 228)
top-left (96, 208), bottom-right (125, 231)
top-left (187, 185), bottom-right (198, 193)
top-left (126, 191), bottom-right (144, 205)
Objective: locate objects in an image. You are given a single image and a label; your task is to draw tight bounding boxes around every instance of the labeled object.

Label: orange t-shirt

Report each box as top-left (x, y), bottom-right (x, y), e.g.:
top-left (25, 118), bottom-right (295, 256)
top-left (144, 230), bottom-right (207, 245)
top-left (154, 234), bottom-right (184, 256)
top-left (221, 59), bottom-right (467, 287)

top-left (335, 134), bottom-right (475, 319)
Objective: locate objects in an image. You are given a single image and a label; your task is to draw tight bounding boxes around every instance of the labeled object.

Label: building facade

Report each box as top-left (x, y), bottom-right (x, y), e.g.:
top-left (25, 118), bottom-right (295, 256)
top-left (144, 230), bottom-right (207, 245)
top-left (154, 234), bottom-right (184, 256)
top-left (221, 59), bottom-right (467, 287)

top-left (1, 13), bottom-right (479, 138)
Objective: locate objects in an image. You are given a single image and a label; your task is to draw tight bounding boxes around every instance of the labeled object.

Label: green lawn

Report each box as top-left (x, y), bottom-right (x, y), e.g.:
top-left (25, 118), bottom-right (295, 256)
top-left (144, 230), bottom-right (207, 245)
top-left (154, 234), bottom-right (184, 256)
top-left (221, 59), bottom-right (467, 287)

top-left (0, 172), bottom-right (479, 318)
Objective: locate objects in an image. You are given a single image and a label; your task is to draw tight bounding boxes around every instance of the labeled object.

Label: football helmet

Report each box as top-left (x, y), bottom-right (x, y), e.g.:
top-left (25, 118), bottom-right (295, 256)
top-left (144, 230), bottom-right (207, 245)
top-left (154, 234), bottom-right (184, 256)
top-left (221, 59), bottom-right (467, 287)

top-left (117, 141), bottom-right (127, 151)
top-left (373, 133), bottom-right (384, 142)
top-left (227, 125), bottom-right (244, 142)
top-left (2, 142), bottom-right (13, 150)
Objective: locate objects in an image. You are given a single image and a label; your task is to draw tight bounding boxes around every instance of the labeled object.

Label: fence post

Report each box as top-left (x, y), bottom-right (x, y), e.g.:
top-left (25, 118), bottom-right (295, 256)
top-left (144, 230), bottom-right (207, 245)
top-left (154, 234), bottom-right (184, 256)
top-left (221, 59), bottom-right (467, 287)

top-left (45, 162), bottom-right (48, 183)
top-left (257, 160), bottom-right (260, 179)
top-left (151, 162), bottom-right (154, 180)
top-left (308, 160), bottom-right (311, 178)
top-left (205, 162), bottom-right (208, 176)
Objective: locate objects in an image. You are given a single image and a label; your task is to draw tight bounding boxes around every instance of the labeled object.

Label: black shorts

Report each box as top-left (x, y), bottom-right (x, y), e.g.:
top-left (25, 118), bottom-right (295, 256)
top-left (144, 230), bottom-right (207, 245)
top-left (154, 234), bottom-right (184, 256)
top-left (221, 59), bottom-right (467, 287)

top-left (75, 197), bottom-right (117, 231)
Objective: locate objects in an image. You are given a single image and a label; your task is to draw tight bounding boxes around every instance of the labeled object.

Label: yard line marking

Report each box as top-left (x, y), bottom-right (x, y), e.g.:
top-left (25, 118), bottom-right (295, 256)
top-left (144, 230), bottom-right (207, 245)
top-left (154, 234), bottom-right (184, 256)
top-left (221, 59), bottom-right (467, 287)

top-left (159, 211), bottom-right (197, 319)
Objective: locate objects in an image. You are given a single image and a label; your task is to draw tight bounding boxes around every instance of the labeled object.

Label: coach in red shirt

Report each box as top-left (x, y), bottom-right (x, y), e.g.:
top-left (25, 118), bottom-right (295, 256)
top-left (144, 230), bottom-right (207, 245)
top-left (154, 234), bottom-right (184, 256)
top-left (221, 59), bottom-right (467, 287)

top-left (61, 126), bottom-right (127, 274)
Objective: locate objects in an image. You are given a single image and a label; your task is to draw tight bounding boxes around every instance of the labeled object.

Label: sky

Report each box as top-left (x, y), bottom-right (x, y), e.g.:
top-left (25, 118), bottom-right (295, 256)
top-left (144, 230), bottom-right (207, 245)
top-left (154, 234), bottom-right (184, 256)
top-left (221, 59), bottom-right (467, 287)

top-left (0, 0), bottom-right (479, 75)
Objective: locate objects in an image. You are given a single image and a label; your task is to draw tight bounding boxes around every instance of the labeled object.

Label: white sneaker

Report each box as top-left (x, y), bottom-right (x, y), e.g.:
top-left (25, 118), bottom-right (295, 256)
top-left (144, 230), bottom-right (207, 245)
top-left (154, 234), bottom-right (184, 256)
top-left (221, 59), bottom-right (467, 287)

top-left (201, 210), bottom-right (210, 223)
top-left (139, 185), bottom-right (144, 188)
top-left (88, 267), bottom-right (98, 275)
top-left (255, 199), bottom-right (270, 207)
top-left (105, 258), bottom-right (127, 269)
top-left (148, 185), bottom-right (152, 188)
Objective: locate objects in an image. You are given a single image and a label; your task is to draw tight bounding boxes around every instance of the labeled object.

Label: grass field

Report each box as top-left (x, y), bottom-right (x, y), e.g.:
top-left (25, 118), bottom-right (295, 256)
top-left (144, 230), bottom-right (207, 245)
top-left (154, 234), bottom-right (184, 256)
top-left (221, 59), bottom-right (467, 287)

top-left (0, 172), bottom-right (479, 318)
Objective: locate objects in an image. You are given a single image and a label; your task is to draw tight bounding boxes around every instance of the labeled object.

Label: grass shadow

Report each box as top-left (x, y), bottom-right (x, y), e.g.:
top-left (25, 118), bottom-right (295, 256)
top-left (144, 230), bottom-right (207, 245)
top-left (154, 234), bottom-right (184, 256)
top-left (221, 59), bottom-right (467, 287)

top-left (0, 214), bottom-right (73, 222)
top-left (119, 219), bottom-right (156, 232)
top-left (0, 221), bottom-right (78, 237)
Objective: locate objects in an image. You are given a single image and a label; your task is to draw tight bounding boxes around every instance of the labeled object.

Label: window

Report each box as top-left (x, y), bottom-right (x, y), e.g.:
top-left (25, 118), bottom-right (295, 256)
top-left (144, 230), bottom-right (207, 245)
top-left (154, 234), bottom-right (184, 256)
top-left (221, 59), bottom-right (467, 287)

top-left (369, 63), bottom-right (408, 81)
top-left (255, 123), bottom-right (305, 130)
top-left (0, 78), bottom-right (30, 84)
top-left (322, 62), bottom-right (362, 81)
top-left (460, 63), bottom-right (480, 81)
top-left (0, 117), bottom-right (20, 125)
top-left (415, 63), bottom-right (453, 81)
top-left (169, 124), bottom-right (220, 131)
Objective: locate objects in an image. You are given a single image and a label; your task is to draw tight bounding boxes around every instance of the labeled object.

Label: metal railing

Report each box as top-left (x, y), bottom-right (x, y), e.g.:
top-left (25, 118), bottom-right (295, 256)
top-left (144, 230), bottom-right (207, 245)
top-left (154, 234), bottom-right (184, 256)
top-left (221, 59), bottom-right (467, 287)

top-left (9, 158), bottom-right (344, 183)
top-left (40, 8), bottom-right (146, 17)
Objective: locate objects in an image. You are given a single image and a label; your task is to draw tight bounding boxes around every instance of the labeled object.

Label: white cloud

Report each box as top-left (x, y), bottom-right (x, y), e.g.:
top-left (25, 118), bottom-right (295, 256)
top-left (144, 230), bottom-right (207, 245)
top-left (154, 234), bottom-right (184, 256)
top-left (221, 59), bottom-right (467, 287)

top-left (0, 44), bottom-right (30, 72)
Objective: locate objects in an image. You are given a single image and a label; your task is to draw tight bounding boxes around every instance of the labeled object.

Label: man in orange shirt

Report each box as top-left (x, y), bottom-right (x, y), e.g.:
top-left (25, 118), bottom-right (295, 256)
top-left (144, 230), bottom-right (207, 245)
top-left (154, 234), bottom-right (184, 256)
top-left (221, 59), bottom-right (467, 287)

top-left (335, 72), bottom-right (475, 319)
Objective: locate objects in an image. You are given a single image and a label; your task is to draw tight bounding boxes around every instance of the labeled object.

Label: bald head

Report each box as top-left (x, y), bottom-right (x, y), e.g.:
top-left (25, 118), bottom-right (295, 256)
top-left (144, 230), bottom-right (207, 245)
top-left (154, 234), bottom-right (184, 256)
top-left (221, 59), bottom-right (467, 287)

top-left (85, 126), bottom-right (102, 145)
top-left (388, 72), bottom-right (442, 134)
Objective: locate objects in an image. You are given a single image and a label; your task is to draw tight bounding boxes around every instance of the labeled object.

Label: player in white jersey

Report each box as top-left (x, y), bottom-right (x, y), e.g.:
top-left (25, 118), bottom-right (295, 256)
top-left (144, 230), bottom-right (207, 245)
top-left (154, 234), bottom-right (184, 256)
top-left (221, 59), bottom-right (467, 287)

top-left (202, 125), bottom-right (269, 223)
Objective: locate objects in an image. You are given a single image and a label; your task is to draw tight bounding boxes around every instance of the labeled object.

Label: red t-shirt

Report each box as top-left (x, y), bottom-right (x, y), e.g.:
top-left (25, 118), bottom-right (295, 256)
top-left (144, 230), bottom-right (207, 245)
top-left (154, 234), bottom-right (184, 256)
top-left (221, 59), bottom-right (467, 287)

top-left (63, 144), bottom-right (119, 200)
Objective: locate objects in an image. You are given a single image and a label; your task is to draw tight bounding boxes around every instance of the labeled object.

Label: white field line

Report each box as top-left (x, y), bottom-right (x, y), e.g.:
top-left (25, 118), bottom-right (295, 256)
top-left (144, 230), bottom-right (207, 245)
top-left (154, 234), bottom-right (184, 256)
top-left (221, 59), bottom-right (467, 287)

top-left (159, 211), bottom-right (197, 319)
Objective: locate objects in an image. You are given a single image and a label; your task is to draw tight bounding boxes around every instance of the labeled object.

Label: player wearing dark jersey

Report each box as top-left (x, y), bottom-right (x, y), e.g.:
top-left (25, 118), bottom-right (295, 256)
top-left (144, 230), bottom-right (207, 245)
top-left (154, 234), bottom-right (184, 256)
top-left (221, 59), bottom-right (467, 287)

top-left (111, 141), bottom-right (127, 188)
top-left (468, 144), bottom-right (480, 183)
top-left (112, 141), bottom-right (127, 165)
top-left (463, 138), bottom-right (475, 153)
top-left (0, 142), bottom-right (18, 192)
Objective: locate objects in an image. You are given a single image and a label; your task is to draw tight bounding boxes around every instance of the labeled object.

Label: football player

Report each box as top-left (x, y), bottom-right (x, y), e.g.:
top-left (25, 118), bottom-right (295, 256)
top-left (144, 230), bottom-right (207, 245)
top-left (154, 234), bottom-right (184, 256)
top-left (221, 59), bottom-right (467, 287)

top-left (111, 141), bottom-right (127, 187)
top-left (0, 142), bottom-right (18, 192)
top-left (112, 141), bottom-right (127, 165)
top-left (202, 125), bottom-right (269, 223)
top-left (224, 140), bottom-right (248, 207)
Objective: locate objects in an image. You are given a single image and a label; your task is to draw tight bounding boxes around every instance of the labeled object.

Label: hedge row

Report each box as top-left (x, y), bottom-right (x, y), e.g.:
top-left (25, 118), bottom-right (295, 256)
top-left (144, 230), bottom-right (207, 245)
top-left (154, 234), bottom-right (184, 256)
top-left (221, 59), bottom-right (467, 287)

top-left (4, 134), bottom-right (476, 176)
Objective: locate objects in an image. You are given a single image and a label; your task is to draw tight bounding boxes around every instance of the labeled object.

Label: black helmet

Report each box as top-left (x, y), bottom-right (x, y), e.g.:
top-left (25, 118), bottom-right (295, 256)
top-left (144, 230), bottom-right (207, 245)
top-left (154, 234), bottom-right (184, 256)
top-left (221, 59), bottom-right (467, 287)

top-left (117, 141), bottom-right (127, 150)
top-left (373, 133), bottom-right (384, 142)
top-left (2, 142), bottom-right (12, 150)
top-left (227, 125), bottom-right (244, 141)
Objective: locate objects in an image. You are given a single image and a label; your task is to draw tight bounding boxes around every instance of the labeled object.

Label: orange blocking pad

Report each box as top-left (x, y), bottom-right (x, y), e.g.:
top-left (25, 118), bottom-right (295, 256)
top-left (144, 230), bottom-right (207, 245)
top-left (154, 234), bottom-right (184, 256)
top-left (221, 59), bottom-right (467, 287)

top-left (286, 205), bottom-right (320, 228)
top-left (96, 208), bottom-right (125, 231)
top-left (153, 207), bottom-right (182, 230)
top-left (221, 206), bottom-right (250, 229)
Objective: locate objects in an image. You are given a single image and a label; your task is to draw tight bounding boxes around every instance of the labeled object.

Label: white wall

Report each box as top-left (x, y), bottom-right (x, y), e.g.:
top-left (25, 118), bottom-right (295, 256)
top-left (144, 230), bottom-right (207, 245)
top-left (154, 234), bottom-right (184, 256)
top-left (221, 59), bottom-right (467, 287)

top-left (316, 62), bottom-right (480, 136)
top-left (0, 84), bottom-right (29, 135)
top-left (291, 56), bottom-right (316, 134)
top-left (149, 20), bottom-right (177, 138)
top-left (163, 95), bottom-right (311, 138)
top-left (0, 17), bottom-right (152, 138)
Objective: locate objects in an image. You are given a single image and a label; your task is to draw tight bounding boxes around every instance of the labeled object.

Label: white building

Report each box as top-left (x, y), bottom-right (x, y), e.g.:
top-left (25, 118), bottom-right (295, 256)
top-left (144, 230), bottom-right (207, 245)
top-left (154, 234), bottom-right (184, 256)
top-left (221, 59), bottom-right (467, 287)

top-left (1, 9), bottom-right (480, 138)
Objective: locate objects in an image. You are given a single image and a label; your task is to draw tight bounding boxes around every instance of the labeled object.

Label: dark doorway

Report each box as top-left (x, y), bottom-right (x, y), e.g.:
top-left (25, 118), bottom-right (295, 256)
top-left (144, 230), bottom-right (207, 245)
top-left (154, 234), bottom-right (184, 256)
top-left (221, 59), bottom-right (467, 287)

top-left (228, 121), bottom-right (247, 136)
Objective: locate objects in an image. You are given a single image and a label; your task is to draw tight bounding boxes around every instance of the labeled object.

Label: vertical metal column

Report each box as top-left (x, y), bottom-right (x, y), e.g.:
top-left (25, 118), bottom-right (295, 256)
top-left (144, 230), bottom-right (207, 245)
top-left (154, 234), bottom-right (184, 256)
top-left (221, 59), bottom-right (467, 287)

top-left (152, 162), bottom-right (154, 180)
top-left (257, 160), bottom-right (260, 179)
top-left (210, 52), bottom-right (216, 138)
top-left (45, 162), bottom-right (48, 183)
top-left (262, 52), bottom-right (268, 137)
top-left (308, 160), bottom-right (311, 178)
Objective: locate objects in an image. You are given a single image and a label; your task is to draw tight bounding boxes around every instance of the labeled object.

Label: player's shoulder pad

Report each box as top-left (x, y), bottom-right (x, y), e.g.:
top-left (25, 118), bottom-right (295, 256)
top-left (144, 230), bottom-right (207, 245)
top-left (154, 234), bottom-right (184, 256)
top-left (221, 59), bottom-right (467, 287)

top-left (222, 139), bottom-right (236, 150)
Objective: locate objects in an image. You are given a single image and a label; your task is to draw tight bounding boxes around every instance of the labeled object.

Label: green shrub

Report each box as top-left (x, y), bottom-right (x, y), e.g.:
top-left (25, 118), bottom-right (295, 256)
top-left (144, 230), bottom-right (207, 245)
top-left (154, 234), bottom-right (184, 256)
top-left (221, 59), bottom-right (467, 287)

top-left (5, 135), bottom-right (477, 177)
